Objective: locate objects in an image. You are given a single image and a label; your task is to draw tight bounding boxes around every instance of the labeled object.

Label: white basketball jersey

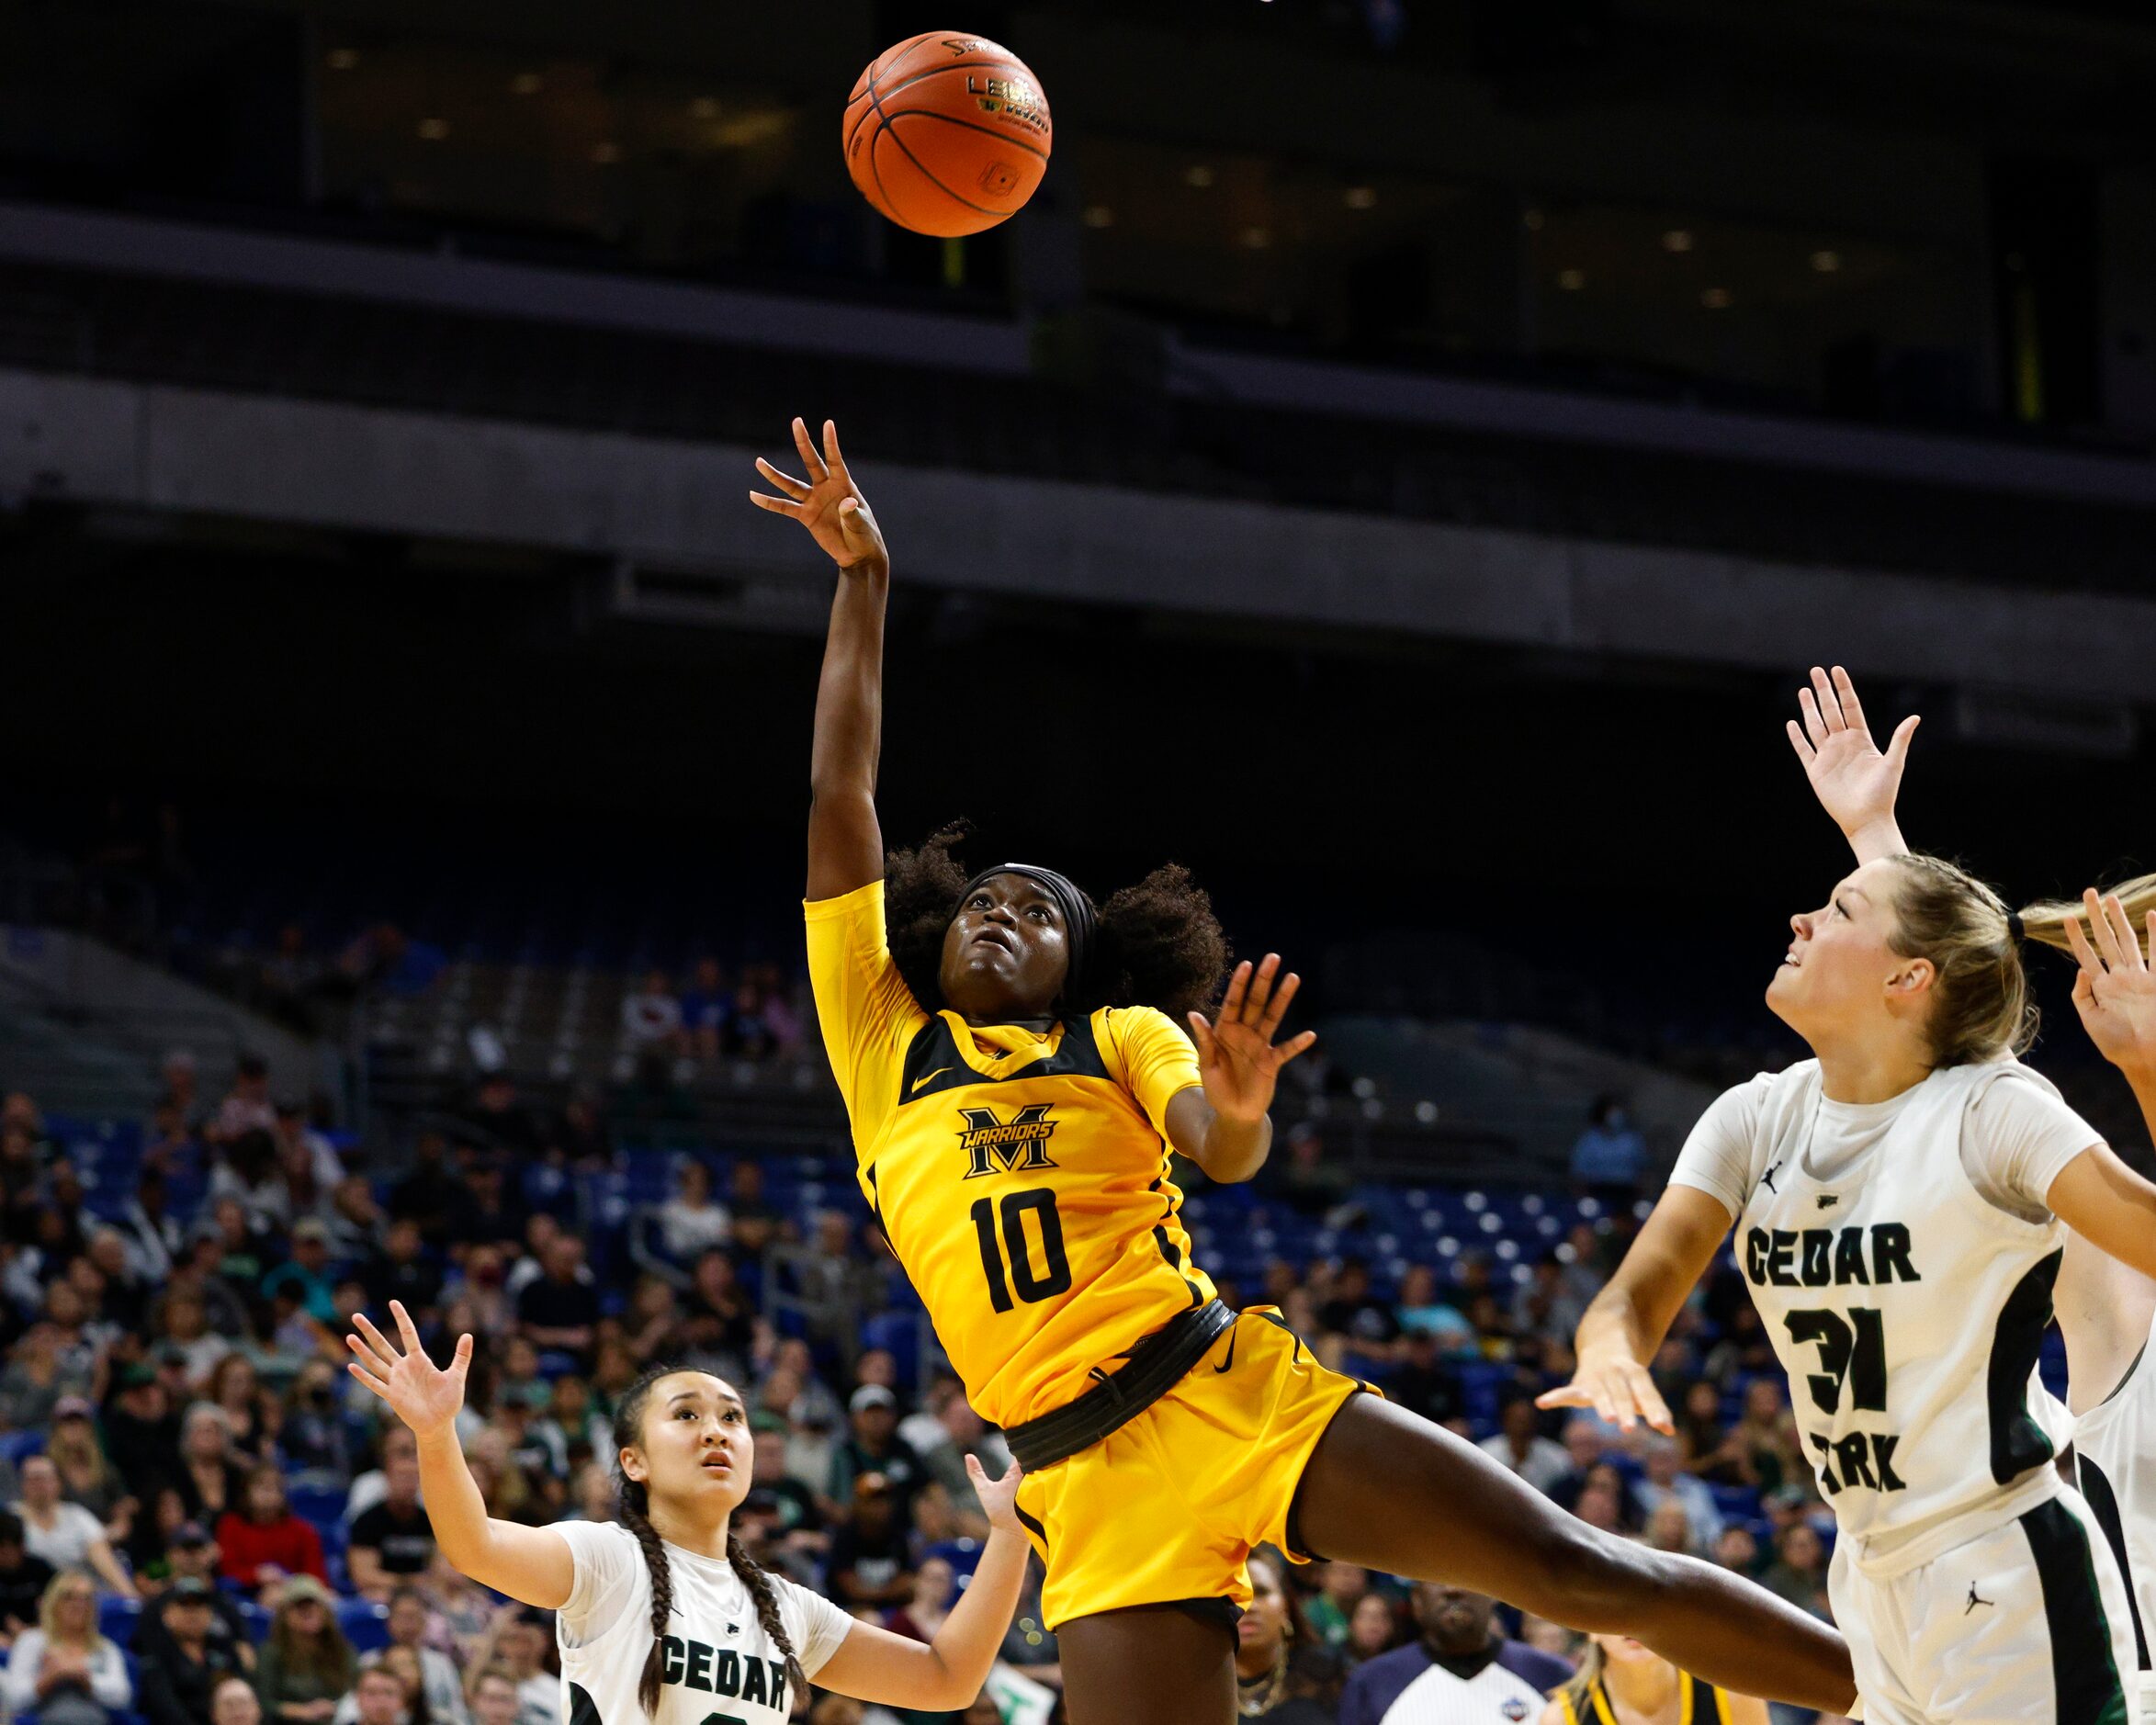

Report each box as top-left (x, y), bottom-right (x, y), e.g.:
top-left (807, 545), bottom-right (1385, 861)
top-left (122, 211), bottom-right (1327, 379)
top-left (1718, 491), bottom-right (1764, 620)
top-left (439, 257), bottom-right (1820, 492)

top-left (1733, 1060), bottom-right (2067, 1544)
top-left (1382, 1660), bottom-right (1550, 1724)
top-left (2071, 1310), bottom-right (2156, 1677)
top-left (552, 1522), bottom-right (853, 1725)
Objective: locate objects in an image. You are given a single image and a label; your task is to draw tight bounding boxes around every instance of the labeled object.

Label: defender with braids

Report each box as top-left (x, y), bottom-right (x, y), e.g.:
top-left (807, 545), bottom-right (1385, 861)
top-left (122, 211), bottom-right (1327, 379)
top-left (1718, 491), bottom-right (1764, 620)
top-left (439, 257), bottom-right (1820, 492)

top-left (344, 1306), bottom-right (1030, 1724)
top-left (753, 419), bottom-right (1857, 1725)
top-left (1542, 666), bottom-right (2156, 1725)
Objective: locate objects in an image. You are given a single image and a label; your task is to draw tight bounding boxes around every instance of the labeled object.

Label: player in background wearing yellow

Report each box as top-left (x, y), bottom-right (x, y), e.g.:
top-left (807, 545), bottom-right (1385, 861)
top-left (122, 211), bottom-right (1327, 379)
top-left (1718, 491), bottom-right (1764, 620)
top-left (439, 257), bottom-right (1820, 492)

top-left (754, 418), bottom-right (1857, 1725)
top-left (1544, 1634), bottom-right (1766, 1725)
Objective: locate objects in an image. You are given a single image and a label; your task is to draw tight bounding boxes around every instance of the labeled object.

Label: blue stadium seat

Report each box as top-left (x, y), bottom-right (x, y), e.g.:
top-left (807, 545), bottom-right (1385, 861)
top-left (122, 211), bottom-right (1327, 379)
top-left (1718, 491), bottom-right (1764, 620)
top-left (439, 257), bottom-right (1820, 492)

top-left (339, 1598), bottom-right (390, 1652)
top-left (1457, 1360), bottom-right (1511, 1430)
top-left (239, 1602), bottom-right (273, 1643)
top-left (99, 1595), bottom-right (141, 1646)
top-left (923, 1538), bottom-right (983, 1585)
top-left (1707, 1483), bottom-right (1761, 1521)
top-left (859, 1313), bottom-right (920, 1389)
top-left (522, 1162), bottom-right (572, 1212)
top-left (1599, 1449), bottom-right (1645, 1489)
top-left (0, 1430), bottom-right (47, 1464)
top-left (288, 1483), bottom-right (349, 1528)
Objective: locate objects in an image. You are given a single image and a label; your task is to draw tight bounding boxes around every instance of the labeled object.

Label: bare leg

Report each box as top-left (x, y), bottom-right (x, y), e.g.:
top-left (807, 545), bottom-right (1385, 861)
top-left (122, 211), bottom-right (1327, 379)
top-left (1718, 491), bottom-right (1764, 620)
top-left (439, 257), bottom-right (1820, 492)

top-left (1293, 1396), bottom-right (1857, 1714)
top-left (1056, 1603), bottom-right (1236, 1725)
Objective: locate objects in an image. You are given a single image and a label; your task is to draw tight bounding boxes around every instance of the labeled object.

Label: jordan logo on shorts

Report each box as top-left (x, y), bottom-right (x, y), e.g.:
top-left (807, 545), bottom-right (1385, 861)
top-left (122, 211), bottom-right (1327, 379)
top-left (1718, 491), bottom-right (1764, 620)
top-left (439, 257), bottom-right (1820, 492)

top-left (1965, 1582), bottom-right (1992, 1614)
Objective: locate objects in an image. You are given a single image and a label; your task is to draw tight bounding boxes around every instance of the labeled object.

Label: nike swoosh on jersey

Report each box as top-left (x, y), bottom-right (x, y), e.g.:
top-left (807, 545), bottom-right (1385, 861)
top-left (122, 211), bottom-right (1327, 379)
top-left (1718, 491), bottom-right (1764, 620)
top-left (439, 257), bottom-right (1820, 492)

top-left (911, 1067), bottom-right (954, 1093)
top-left (1213, 1328), bottom-right (1238, 1373)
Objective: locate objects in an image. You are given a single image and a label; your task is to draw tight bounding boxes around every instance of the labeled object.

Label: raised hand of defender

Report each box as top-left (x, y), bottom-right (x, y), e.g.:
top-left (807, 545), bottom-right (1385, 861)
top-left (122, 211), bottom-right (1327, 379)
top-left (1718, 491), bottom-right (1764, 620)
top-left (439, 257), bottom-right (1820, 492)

top-left (965, 1453), bottom-right (1026, 1537)
top-left (750, 417), bottom-right (888, 573)
top-left (1191, 954), bottom-right (1317, 1126)
top-left (1786, 665), bottom-right (1917, 859)
top-left (346, 1301), bottom-right (472, 1441)
top-left (2065, 889), bottom-right (2156, 1080)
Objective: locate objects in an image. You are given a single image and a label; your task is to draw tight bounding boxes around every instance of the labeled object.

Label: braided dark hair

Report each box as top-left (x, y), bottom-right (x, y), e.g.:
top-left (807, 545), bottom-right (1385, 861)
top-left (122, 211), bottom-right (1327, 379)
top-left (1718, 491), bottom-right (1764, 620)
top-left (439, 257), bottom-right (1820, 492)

top-left (611, 1365), bottom-right (803, 1717)
top-left (884, 823), bottom-right (1231, 1021)
top-left (727, 1532), bottom-right (805, 1702)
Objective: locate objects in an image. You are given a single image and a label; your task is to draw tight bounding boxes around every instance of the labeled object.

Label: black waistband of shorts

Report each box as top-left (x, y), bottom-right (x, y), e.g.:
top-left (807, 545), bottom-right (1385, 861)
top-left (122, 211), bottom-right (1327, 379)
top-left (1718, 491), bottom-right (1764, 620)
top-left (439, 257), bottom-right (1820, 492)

top-left (1005, 1299), bottom-right (1236, 1471)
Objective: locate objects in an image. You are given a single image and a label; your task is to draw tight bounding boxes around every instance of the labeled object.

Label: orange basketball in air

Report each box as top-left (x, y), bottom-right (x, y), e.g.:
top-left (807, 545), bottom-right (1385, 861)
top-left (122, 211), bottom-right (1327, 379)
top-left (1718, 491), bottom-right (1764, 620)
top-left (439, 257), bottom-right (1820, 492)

top-left (843, 32), bottom-right (1052, 237)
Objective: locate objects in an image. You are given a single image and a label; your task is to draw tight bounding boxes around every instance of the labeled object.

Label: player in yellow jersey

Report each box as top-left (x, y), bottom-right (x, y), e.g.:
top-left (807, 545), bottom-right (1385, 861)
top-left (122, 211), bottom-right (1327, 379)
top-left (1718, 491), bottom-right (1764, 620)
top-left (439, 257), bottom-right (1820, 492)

top-left (1544, 1633), bottom-right (1767, 1725)
top-left (751, 418), bottom-right (1856, 1725)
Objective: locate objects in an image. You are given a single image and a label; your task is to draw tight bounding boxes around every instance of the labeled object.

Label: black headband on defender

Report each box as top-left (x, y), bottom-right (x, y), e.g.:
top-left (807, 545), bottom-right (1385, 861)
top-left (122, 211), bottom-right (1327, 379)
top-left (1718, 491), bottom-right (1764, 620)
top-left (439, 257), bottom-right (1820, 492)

top-left (959, 862), bottom-right (1098, 997)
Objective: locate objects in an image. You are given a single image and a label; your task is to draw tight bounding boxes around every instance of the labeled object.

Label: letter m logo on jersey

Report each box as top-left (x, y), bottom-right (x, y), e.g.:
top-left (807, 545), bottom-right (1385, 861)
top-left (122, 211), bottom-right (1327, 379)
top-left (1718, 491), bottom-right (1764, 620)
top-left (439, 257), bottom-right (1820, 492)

top-left (957, 1103), bottom-right (1060, 1178)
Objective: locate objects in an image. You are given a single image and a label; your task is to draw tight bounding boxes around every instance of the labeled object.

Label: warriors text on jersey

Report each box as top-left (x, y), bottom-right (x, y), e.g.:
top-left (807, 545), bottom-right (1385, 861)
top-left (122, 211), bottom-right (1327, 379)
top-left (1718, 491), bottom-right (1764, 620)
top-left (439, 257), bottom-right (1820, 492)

top-left (1671, 1057), bottom-right (2098, 1549)
top-left (806, 880), bottom-right (1216, 1428)
top-left (553, 1522), bottom-right (851, 1725)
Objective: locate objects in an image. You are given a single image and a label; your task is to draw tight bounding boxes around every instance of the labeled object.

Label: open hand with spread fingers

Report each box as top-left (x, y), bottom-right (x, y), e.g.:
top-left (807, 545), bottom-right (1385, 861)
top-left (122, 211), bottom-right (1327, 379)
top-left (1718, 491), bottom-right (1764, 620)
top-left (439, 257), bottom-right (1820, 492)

top-left (2064, 888), bottom-right (2156, 1082)
top-left (346, 1300), bottom-right (473, 1442)
top-left (1189, 953), bottom-right (1317, 1127)
top-left (1786, 665), bottom-right (1917, 861)
top-left (749, 417), bottom-right (889, 574)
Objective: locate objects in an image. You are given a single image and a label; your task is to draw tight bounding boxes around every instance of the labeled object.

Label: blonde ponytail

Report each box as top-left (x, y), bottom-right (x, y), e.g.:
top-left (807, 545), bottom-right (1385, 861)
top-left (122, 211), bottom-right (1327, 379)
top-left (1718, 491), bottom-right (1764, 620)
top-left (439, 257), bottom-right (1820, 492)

top-left (1883, 861), bottom-right (2156, 1069)
top-left (2015, 872), bottom-right (2156, 958)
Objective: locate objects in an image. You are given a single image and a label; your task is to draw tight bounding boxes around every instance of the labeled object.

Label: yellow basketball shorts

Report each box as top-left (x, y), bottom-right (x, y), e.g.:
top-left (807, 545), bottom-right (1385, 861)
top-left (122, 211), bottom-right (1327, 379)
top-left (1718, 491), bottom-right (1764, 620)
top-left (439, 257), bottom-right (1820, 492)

top-left (1009, 1304), bottom-right (1367, 1629)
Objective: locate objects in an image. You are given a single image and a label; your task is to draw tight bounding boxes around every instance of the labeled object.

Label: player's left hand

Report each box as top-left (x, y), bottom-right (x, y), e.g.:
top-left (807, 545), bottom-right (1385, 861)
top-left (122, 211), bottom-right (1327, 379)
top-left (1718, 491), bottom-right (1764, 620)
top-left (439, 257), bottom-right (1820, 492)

top-left (1190, 954), bottom-right (1318, 1126)
top-left (2065, 888), bottom-right (2156, 1080)
top-left (1786, 665), bottom-right (1917, 854)
top-left (965, 1453), bottom-right (1025, 1537)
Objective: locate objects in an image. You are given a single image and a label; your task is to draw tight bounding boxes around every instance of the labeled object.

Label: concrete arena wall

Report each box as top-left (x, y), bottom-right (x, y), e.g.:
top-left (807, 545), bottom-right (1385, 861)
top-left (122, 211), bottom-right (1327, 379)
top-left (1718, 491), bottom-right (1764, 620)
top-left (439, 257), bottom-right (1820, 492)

top-left (3, 365), bottom-right (2153, 706)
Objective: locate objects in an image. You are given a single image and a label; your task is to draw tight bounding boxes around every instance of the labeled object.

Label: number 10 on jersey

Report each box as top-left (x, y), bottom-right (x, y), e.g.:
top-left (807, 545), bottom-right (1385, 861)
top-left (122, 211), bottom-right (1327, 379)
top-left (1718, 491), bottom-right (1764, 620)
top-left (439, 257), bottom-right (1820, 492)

top-left (971, 1188), bottom-right (1072, 1313)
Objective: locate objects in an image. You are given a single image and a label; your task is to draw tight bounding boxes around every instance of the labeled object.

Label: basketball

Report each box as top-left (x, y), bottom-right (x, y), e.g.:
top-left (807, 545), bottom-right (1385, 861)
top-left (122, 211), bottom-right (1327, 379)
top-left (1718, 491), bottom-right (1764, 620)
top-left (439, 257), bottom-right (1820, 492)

top-left (843, 31), bottom-right (1052, 237)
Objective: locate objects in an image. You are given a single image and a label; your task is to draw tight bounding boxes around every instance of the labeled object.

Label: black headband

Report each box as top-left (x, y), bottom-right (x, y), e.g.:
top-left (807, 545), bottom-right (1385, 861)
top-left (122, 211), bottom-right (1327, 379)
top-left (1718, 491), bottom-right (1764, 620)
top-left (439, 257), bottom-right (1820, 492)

top-left (959, 863), bottom-right (1097, 999)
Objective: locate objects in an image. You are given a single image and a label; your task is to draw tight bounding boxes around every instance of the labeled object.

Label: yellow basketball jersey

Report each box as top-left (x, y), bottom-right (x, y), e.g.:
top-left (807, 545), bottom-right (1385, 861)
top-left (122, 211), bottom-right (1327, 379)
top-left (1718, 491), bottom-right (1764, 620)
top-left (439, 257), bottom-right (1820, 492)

top-left (1560, 1672), bottom-right (1734, 1725)
top-left (806, 880), bottom-right (1219, 1428)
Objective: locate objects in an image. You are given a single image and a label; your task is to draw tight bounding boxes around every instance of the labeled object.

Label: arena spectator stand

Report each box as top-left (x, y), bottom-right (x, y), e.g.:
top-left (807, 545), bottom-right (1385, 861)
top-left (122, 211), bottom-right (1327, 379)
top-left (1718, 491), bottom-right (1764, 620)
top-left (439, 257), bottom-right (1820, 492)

top-left (3, 816), bottom-right (2100, 1723)
top-left (0, 1056), bottom-right (2007, 1716)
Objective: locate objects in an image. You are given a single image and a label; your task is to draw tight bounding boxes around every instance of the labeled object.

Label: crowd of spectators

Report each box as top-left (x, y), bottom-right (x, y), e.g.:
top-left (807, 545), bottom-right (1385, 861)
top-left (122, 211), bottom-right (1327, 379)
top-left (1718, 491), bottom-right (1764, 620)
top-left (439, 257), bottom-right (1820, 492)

top-left (617, 962), bottom-right (806, 1067)
top-left (0, 1067), bottom-right (1845, 1725)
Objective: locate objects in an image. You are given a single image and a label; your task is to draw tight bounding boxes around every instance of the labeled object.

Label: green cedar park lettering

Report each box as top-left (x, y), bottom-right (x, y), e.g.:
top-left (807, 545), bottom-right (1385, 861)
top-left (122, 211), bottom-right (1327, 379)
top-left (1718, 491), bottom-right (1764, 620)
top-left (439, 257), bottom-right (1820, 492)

top-left (660, 1634), bottom-right (785, 1713)
top-left (958, 1102), bottom-right (1060, 1178)
top-left (1743, 1223), bottom-right (1921, 1289)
